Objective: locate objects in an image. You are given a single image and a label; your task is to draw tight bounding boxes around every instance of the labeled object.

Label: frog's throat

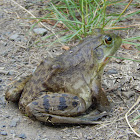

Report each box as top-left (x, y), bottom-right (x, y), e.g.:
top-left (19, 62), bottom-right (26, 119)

top-left (97, 57), bottom-right (110, 73)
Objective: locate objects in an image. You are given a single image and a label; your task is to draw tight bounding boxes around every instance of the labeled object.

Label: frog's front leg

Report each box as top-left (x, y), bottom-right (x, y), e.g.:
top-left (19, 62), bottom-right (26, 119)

top-left (25, 92), bottom-right (102, 124)
top-left (5, 75), bottom-right (32, 102)
top-left (92, 80), bottom-right (111, 112)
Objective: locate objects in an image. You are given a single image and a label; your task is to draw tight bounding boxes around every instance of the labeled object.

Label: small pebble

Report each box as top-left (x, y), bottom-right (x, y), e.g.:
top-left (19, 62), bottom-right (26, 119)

top-left (0, 13), bottom-right (3, 19)
top-left (0, 96), bottom-right (6, 107)
top-left (10, 130), bottom-right (15, 134)
top-left (2, 52), bottom-right (8, 57)
top-left (10, 118), bottom-right (20, 127)
top-left (26, 0), bottom-right (40, 4)
top-left (33, 28), bottom-right (48, 36)
top-left (86, 136), bottom-right (94, 140)
top-left (1, 124), bottom-right (6, 128)
top-left (9, 34), bottom-right (19, 41)
top-left (122, 91), bottom-right (134, 99)
top-left (0, 79), bottom-right (2, 82)
top-left (0, 131), bottom-right (7, 136)
top-left (5, 115), bottom-right (10, 118)
top-left (106, 69), bottom-right (118, 74)
top-left (23, 62), bottom-right (29, 65)
top-left (7, 71), bottom-right (14, 75)
top-left (10, 130), bottom-right (16, 138)
top-left (18, 133), bottom-right (27, 139)
top-left (4, 42), bottom-right (7, 46)
top-left (0, 70), bottom-right (8, 75)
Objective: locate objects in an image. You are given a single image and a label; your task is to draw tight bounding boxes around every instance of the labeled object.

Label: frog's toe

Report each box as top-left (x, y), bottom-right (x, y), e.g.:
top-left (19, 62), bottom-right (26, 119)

top-left (5, 86), bottom-right (22, 102)
top-left (5, 75), bottom-right (32, 102)
top-left (78, 111), bottom-right (108, 122)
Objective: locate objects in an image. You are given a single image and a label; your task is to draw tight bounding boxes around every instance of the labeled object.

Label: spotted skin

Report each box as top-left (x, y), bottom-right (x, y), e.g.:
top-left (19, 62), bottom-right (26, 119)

top-left (26, 93), bottom-right (86, 118)
top-left (5, 29), bottom-right (122, 124)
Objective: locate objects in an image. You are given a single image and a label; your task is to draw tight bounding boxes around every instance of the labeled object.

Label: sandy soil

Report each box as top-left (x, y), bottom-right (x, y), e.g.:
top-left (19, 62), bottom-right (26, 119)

top-left (0, 0), bottom-right (140, 140)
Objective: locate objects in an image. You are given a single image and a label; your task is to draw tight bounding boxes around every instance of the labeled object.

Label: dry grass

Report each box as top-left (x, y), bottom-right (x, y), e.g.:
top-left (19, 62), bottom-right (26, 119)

top-left (125, 96), bottom-right (140, 137)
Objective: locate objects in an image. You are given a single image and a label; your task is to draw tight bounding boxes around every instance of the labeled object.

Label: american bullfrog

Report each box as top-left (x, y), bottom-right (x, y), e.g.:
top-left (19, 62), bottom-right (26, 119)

top-left (5, 29), bottom-right (122, 124)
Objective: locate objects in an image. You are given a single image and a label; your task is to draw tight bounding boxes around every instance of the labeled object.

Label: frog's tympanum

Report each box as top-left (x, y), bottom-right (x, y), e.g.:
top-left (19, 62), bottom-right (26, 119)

top-left (5, 29), bottom-right (122, 124)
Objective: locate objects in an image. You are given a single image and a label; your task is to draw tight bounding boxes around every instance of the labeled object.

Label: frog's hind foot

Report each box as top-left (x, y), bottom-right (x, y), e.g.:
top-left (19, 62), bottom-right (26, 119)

top-left (46, 110), bottom-right (108, 124)
top-left (5, 74), bottom-right (32, 102)
top-left (31, 113), bottom-right (103, 125)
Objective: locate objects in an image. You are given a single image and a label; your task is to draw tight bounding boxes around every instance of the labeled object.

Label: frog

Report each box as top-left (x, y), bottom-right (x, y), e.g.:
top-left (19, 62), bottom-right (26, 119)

top-left (5, 28), bottom-right (122, 124)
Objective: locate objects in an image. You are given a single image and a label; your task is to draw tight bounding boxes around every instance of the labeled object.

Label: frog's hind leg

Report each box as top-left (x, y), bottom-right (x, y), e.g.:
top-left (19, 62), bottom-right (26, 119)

top-left (25, 93), bottom-right (106, 124)
top-left (5, 74), bottom-right (32, 102)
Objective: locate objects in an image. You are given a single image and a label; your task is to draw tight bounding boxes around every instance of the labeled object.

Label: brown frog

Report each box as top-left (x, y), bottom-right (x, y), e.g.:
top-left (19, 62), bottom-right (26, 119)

top-left (5, 29), bottom-right (122, 124)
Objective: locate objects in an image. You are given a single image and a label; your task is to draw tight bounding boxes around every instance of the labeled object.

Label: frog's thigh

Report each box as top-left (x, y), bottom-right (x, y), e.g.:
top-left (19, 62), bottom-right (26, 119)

top-left (25, 93), bottom-right (87, 122)
top-left (5, 74), bottom-right (32, 102)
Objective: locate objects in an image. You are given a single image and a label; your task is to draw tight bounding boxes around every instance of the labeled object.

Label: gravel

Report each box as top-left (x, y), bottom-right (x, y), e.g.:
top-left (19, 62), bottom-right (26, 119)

top-left (18, 133), bottom-right (27, 139)
top-left (33, 28), bottom-right (48, 36)
top-left (10, 118), bottom-right (20, 127)
top-left (0, 131), bottom-right (7, 136)
top-left (9, 34), bottom-right (19, 41)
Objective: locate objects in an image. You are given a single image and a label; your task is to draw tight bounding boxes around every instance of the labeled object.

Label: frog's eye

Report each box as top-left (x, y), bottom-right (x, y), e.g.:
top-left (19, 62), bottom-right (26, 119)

top-left (104, 35), bottom-right (112, 45)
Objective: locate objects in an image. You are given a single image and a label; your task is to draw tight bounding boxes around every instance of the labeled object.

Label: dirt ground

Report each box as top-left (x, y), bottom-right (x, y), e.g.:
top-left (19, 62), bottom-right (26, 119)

top-left (0, 0), bottom-right (140, 140)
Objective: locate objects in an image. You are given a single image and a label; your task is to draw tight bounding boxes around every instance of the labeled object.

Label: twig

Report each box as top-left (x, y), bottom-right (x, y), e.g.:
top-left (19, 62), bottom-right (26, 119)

top-left (125, 96), bottom-right (140, 137)
top-left (97, 112), bottom-right (126, 129)
top-left (112, 0), bottom-right (133, 26)
top-left (10, 0), bottom-right (64, 46)
top-left (105, 24), bottom-right (140, 30)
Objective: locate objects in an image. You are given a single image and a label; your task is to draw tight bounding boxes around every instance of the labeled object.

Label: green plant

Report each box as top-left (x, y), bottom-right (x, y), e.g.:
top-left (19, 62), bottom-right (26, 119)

top-left (31, 0), bottom-right (140, 52)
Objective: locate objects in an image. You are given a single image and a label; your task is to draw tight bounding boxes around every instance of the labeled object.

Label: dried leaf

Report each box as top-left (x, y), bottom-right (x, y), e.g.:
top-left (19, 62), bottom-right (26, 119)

top-left (29, 19), bottom-right (37, 24)
top-left (121, 44), bottom-right (133, 50)
top-left (61, 46), bottom-right (70, 50)
top-left (41, 19), bottom-right (66, 29)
